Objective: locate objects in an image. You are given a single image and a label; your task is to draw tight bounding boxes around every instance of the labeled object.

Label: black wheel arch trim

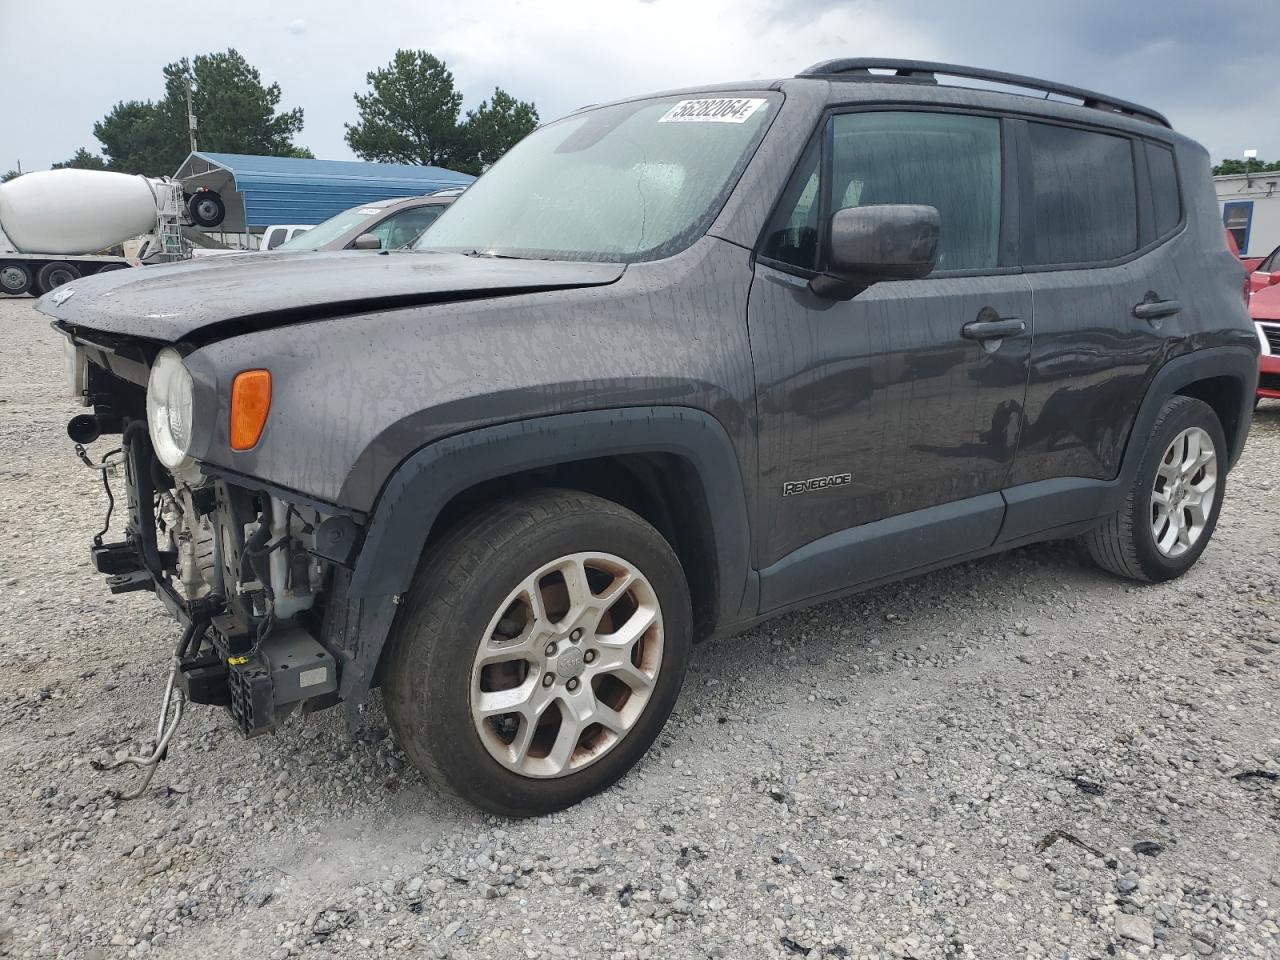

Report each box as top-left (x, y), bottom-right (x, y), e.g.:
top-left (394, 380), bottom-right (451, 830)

top-left (1116, 344), bottom-right (1256, 480)
top-left (333, 406), bottom-right (754, 715)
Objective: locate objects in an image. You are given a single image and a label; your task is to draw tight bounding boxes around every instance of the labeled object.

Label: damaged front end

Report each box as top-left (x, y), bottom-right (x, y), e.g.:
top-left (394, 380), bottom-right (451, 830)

top-left (64, 327), bottom-right (361, 743)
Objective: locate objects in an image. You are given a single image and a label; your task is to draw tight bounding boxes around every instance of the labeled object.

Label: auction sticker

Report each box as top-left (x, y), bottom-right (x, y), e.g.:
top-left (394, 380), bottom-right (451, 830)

top-left (658, 98), bottom-right (767, 124)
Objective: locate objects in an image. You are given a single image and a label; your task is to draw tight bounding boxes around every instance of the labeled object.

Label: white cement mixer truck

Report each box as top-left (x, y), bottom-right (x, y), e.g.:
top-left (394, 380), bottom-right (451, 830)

top-left (0, 168), bottom-right (226, 297)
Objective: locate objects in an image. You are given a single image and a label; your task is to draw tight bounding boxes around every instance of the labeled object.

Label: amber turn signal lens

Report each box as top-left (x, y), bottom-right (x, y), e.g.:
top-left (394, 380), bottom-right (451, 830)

top-left (230, 369), bottom-right (271, 450)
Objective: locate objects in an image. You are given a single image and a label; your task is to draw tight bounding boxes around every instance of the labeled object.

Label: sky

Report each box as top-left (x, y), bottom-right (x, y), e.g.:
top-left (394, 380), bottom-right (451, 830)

top-left (1, 0), bottom-right (1276, 173)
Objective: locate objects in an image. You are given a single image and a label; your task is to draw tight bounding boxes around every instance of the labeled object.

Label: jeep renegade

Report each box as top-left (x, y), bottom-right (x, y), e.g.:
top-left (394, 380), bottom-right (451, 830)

top-left (40, 60), bottom-right (1259, 816)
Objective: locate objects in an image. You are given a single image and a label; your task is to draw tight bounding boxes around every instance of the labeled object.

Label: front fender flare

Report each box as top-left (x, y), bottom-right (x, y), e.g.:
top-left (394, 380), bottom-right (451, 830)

top-left (332, 406), bottom-right (753, 712)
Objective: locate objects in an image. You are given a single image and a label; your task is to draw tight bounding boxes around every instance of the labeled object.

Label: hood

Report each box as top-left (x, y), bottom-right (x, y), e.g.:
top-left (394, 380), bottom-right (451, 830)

top-left (35, 250), bottom-right (625, 344)
top-left (1250, 282), bottom-right (1280, 322)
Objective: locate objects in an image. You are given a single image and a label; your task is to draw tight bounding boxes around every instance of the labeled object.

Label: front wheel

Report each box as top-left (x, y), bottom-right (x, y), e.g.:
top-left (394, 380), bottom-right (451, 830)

top-left (1084, 395), bottom-right (1227, 582)
top-left (383, 489), bottom-right (692, 817)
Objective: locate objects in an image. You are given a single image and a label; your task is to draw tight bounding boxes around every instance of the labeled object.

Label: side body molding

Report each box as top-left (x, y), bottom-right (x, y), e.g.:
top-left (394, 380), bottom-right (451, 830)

top-left (331, 406), bottom-right (754, 713)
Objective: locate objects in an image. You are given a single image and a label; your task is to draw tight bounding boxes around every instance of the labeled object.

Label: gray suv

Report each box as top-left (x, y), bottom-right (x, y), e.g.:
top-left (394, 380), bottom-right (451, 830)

top-left (41, 60), bottom-right (1258, 816)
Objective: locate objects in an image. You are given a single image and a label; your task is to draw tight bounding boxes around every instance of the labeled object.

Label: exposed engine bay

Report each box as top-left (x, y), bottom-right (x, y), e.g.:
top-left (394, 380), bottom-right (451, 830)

top-left (65, 331), bottom-right (354, 751)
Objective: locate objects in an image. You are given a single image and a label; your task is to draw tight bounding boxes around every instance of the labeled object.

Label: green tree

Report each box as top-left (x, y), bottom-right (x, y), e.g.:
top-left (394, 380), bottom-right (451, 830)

top-left (1, 169), bottom-right (21, 183)
top-left (1213, 157), bottom-right (1280, 176)
top-left (163, 50), bottom-right (304, 161)
top-left (459, 88), bottom-right (539, 175)
top-left (52, 148), bottom-right (108, 170)
top-left (94, 100), bottom-right (173, 176)
top-left (345, 50), bottom-right (465, 167)
top-left (93, 49), bottom-right (306, 176)
top-left (345, 51), bottom-right (537, 173)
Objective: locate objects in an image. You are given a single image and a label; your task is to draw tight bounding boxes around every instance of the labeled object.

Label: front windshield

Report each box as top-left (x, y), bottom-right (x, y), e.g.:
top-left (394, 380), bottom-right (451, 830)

top-left (276, 204), bottom-right (386, 251)
top-left (414, 93), bottom-right (778, 263)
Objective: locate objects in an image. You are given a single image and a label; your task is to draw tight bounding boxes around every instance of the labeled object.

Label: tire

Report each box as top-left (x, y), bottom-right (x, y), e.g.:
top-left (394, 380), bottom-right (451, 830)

top-left (383, 488), bottom-right (692, 817)
top-left (94, 263), bottom-right (128, 275)
top-left (187, 190), bottom-right (225, 228)
top-left (1084, 395), bottom-right (1227, 582)
top-left (35, 261), bottom-right (81, 296)
top-left (0, 262), bottom-right (33, 296)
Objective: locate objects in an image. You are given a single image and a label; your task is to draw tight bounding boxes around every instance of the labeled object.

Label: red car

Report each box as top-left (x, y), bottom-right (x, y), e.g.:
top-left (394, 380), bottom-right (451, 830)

top-left (1247, 242), bottom-right (1280, 294)
top-left (1227, 230), bottom-right (1268, 275)
top-left (1252, 280), bottom-right (1280, 403)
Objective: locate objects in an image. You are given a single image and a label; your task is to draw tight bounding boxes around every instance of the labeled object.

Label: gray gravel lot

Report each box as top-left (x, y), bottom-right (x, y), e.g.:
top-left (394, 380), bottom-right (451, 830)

top-left (1, 293), bottom-right (1278, 960)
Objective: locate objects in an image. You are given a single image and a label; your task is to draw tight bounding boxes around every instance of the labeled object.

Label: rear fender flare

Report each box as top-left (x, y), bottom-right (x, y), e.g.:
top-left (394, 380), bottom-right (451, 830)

top-left (1000, 344), bottom-right (1259, 545)
top-left (1118, 344), bottom-right (1258, 483)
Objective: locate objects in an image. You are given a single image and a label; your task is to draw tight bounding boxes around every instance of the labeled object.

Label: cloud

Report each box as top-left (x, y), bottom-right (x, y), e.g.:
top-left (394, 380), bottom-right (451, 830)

top-left (0, 0), bottom-right (1275, 170)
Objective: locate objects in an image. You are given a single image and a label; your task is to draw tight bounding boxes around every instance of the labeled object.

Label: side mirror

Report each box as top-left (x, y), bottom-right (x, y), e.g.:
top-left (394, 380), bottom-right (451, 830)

top-left (352, 233), bottom-right (382, 250)
top-left (810, 204), bottom-right (940, 300)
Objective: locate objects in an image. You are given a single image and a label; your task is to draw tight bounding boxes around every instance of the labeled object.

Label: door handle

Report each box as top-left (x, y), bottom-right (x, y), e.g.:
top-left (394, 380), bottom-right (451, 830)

top-left (1133, 298), bottom-right (1181, 321)
top-left (961, 317), bottom-right (1025, 341)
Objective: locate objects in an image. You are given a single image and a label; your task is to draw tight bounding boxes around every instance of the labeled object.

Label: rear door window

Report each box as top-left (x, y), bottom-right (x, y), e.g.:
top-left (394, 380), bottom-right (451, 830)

top-left (1025, 122), bottom-right (1138, 265)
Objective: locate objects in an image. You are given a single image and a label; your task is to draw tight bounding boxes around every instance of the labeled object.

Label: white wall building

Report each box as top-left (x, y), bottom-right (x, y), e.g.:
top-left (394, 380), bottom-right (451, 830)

top-left (1215, 172), bottom-right (1280, 258)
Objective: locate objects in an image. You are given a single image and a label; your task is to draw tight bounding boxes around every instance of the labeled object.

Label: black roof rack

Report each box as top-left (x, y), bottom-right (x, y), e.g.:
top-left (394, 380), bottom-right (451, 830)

top-left (798, 58), bottom-right (1170, 128)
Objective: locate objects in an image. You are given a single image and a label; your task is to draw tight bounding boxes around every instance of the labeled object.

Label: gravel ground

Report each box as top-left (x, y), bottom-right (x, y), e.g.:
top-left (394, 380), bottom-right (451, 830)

top-left (1, 293), bottom-right (1278, 960)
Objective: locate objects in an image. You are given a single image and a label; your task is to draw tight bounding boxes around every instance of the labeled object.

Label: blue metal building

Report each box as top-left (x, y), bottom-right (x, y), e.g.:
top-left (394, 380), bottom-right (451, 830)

top-left (174, 152), bottom-right (474, 233)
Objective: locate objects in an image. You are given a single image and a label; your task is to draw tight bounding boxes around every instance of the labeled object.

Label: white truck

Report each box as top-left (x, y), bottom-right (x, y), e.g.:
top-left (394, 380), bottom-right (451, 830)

top-left (0, 168), bottom-right (226, 297)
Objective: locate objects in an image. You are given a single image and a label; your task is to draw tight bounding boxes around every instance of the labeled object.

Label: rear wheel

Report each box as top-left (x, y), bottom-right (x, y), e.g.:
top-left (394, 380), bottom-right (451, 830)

top-left (383, 489), bottom-right (691, 817)
top-left (0, 262), bottom-right (33, 296)
top-left (1084, 395), bottom-right (1226, 582)
top-left (35, 261), bottom-right (80, 296)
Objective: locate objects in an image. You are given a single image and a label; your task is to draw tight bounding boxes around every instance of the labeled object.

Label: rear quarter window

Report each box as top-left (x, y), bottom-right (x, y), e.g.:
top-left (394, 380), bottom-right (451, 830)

top-left (1146, 143), bottom-right (1182, 238)
top-left (1025, 122), bottom-right (1138, 266)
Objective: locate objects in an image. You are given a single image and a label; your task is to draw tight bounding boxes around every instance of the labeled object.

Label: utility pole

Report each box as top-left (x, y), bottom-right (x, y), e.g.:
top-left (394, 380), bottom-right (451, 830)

top-left (186, 78), bottom-right (198, 154)
top-left (1244, 148), bottom-right (1257, 184)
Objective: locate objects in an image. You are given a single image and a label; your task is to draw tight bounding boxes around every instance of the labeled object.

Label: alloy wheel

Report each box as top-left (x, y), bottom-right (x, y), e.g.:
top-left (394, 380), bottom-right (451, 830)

top-left (1150, 426), bottom-right (1217, 558)
top-left (469, 552), bottom-right (664, 778)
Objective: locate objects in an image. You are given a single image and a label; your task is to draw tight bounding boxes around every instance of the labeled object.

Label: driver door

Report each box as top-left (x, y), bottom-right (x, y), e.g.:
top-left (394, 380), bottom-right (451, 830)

top-left (748, 109), bottom-right (1033, 609)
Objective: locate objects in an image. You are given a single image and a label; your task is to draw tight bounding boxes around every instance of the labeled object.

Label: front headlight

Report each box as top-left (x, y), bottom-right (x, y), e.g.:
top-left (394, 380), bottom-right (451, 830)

top-left (147, 347), bottom-right (195, 468)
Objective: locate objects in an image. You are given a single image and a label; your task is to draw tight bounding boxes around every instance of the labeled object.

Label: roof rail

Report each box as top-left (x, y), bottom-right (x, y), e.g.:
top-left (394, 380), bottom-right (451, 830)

top-left (798, 58), bottom-right (1170, 128)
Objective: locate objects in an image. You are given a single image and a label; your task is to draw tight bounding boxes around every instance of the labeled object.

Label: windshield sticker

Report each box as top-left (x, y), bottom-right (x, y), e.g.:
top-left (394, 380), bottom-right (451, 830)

top-left (658, 98), bottom-right (767, 124)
